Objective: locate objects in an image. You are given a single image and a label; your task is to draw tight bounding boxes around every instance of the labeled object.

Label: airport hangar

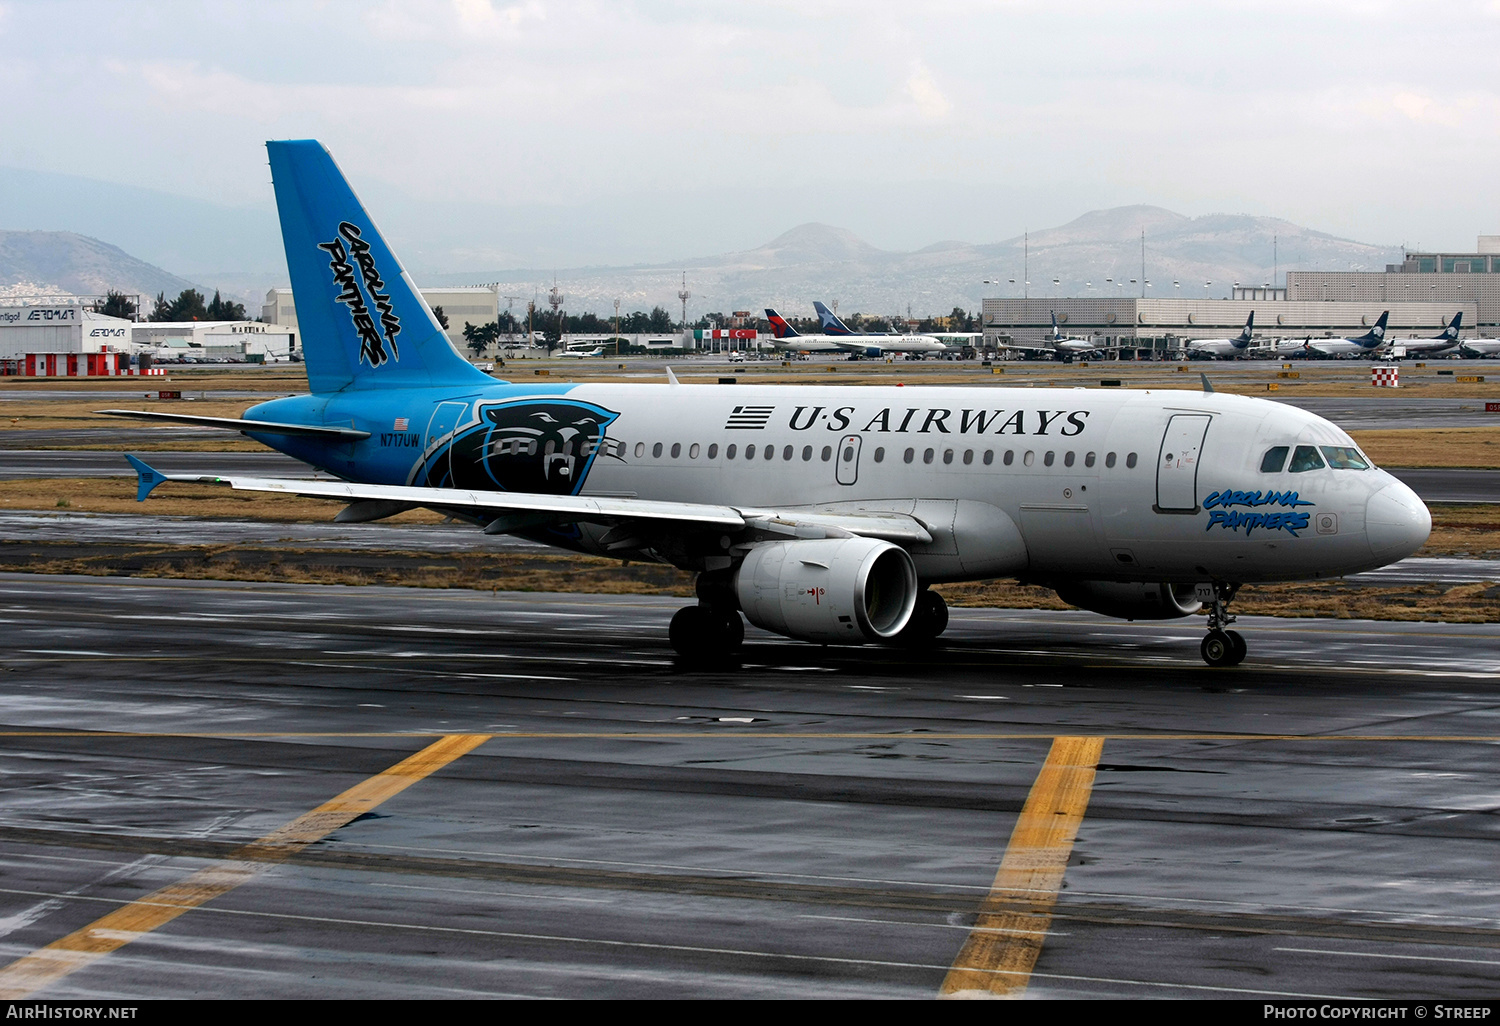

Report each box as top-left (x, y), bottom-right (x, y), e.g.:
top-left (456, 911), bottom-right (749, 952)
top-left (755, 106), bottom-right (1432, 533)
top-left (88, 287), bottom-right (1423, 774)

top-left (983, 235), bottom-right (1500, 358)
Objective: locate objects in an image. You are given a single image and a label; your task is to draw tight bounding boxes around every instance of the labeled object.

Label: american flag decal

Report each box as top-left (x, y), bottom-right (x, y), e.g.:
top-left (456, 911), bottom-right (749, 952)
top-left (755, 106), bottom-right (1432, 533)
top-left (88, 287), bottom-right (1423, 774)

top-left (725, 405), bottom-right (774, 429)
top-left (394, 417), bottom-right (409, 430)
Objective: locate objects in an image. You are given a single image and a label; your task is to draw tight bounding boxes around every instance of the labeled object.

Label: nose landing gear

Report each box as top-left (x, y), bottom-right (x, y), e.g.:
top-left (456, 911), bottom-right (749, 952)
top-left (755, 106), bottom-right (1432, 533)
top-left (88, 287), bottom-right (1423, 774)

top-left (1200, 582), bottom-right (1245, 667)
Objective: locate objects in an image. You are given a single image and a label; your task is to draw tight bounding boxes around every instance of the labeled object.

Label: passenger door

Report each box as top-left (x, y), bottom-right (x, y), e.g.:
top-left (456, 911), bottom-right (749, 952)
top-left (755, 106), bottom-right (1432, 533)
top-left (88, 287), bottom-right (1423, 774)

top-left (835, 434), bottom-right (861, 486)
top-left (1155, 414), bottom-right (1210, 513)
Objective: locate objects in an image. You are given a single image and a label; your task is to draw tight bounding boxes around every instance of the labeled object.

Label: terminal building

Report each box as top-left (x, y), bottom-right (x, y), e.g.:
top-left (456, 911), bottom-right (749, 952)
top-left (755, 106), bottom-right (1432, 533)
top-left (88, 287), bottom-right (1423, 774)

top-left (1285, 235), bottom-right (1500, 330)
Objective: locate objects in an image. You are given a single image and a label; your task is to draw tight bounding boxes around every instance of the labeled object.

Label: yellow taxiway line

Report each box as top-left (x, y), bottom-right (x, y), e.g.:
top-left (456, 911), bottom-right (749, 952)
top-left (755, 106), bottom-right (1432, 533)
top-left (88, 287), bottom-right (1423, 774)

top-left (0, 732), bottom-right (491, 999)
top-left (0, 730), bottom-right (1497, 742)
top-left (940, 735), bottom-right (1104, 999)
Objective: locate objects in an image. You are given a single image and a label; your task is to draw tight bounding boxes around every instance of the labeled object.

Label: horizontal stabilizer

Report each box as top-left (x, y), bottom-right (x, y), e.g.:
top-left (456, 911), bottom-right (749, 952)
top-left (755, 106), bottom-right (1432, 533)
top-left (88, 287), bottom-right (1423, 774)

top-left (98, 409), bottom-right (370, 440)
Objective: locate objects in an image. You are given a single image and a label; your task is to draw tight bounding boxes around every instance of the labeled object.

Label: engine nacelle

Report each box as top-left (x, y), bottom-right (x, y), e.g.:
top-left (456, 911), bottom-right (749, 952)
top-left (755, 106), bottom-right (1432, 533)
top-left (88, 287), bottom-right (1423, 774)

top-left (1053, 580), bottom-right (1202, 620)
top-left (735, 537), bottom-right (918, 644)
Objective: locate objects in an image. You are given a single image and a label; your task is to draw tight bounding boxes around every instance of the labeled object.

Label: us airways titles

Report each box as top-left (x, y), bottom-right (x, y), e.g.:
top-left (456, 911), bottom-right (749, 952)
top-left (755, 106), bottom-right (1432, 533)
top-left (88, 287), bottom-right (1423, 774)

top-left (769, 405), bottom-right (1090, 436)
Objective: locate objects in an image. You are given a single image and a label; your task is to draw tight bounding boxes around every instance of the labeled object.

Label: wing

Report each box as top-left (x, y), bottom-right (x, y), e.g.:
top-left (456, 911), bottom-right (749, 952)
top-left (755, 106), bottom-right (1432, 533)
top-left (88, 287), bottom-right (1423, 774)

top-left (123, 456), bottom-right (934, 547)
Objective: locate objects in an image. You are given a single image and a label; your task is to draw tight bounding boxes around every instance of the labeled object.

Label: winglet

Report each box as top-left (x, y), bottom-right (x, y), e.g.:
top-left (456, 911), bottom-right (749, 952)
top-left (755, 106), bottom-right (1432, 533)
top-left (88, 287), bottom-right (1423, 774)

top-left (125, 454), bottom-right (168, 502)
top-left (665, 366), bottom-right (680, 387)
top-left (1200, 372), bottom-right (1215, 393)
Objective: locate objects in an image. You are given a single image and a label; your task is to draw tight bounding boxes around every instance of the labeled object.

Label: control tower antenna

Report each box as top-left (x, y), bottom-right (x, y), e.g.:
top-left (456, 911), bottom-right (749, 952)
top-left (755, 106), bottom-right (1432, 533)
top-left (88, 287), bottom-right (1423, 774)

top-left (548, 277), bottom-right (564, 348)
top-left (677, 272), bottom-right (691, 331)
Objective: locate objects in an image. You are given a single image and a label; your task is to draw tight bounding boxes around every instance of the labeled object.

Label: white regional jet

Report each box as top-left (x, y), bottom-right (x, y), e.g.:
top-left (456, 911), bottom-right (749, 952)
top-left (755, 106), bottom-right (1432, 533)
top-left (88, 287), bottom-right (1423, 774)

top-left (1185, 313), bottom-right (1257, 360)
top-left (1459, 337), bottom-right (1500, 358)
top-left (1390, 313), bottom-right (1463, 357)
top-left (106, 140), bottom-right (1432, 668)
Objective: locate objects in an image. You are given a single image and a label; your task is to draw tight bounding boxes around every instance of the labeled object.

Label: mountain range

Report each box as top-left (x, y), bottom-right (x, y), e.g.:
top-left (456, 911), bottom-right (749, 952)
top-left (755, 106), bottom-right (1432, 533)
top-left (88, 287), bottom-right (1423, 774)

top-left (0, 198), bottom-right (1405, 318)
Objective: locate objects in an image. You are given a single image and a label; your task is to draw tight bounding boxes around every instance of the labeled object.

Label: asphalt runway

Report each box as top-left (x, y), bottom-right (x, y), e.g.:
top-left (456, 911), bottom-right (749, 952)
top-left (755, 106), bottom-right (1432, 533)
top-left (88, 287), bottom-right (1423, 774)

top-left (1, 574), bottom-right (1499, 999)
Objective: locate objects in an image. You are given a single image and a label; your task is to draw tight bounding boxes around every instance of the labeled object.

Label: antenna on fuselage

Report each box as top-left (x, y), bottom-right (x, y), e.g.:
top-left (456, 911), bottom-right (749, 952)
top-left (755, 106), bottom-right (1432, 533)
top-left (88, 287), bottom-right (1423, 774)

top-left (1200, 372), bottom-right (1215, 393)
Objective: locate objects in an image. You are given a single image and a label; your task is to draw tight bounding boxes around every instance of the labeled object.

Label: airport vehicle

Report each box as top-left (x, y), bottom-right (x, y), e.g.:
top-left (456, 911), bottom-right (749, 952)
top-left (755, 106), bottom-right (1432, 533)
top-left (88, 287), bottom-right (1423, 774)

top-left (1184, 313), bottom-right (1257, 360)
top-left (812, 301), bottom-right (950, 357)
top-left (106, 140), bottom-right (1431, 667)
top-left (1390, 313), bottom-right (1463, 357)
top-left (1302, 312), bottom-right (1390, 358)
top-left (764, 308), bottom-right (841, 353)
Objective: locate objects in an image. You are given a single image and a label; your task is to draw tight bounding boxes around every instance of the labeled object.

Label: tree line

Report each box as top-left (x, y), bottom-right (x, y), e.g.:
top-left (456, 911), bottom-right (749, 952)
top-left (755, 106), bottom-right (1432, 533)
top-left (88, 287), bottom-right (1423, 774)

top-left (146, 289), bottom-right (246, 322)
top-left (461, 306), bottom-right (676, 354)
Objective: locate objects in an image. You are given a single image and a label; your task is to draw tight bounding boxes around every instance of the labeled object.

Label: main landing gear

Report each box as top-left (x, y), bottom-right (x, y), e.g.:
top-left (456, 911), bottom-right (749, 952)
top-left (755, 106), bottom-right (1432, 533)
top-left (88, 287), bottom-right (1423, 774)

top-left (669, 571), bottom-right (743, 661)
top-left (1200, 582), bottom-right (1246, 667)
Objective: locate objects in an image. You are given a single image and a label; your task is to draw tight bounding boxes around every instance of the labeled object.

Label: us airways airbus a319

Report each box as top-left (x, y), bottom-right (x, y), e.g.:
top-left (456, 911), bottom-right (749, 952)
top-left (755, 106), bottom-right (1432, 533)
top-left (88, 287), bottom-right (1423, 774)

top-left (103, 141), bottom-right (1431, 667)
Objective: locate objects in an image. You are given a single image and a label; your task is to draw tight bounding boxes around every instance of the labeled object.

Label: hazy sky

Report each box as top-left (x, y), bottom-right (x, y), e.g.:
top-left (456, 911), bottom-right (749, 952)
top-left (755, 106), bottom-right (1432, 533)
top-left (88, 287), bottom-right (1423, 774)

top-left (4, 0), bottom-right (1499, 267)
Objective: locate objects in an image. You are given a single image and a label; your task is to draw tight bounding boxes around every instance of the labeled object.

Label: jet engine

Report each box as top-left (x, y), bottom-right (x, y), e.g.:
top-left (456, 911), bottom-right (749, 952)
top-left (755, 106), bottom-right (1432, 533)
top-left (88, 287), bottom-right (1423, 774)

top-left (1052, 580), bottom-right (1202, 620)
top-left (735, 537), bottom-right (917, 644)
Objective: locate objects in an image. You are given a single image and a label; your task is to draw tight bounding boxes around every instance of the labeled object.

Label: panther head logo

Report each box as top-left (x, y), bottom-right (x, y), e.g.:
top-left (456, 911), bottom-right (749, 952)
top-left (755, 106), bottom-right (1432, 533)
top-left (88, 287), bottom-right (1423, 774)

top-left (416, 398), bottom-right (621, 495)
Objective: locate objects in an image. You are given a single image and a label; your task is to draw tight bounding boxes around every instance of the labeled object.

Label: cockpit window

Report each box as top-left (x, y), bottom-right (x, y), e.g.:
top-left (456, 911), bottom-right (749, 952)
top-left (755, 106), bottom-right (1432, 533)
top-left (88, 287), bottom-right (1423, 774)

top-left (1320, 446), bottom-right (1370, 470)
top-left (1288, 445), bottom-right (1325, 473)
top-left (1260, 446), bottom-right (1289, 473)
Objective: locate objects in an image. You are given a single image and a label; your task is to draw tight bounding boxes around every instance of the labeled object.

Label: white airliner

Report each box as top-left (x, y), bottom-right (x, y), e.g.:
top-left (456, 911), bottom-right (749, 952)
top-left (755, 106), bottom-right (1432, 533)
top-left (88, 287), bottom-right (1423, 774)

top-left (764, 308), bottom-right (843, 353)
top-left (1459, 337), bottom-right (1500, 358)
top-left (812, 302), bottom-right (950, 357)
top-left (999, 313), bottom-right (1118, 363)
top-left (1390, 313), bottom-right (1463, 356)
top-left (559, 346), bottom-right (604, 358)
top-left (1303, 312), bottom-right (1390, 358)
top-left (105, 140), bottom-right (1432, 669)
top-left (1185, 313), bottom-right (1257, 360)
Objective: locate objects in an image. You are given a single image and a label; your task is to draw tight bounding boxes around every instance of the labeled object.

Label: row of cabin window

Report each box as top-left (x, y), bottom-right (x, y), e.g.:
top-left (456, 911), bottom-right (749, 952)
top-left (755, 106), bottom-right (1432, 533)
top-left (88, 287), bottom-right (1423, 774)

top-left (626, 440), bottom-right (1139, 470)
top-left (1259, 445), bottom-right (1371, 473)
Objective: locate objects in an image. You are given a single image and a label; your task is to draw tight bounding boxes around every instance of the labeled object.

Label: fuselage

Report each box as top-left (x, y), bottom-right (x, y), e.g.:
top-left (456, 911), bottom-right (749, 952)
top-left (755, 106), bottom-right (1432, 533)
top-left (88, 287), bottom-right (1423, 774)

top-left (247, 382), bottom-right (1430, 587)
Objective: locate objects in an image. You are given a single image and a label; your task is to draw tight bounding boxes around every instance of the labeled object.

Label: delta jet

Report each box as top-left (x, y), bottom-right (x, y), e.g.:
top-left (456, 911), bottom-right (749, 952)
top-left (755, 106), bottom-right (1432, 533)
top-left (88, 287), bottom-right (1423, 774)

top-left (1185, 313), bottom-right (1257, 360)
top-left (812, 301), bottom-right (950, 357)
top-left (102, 140), bottom-right (1430, 668)
top-left (764, 308), bottom-right (841, 353)
top-left (1390, 313), bottom-right (1463, 357)
top-left (1303, 312), bottom-right (1390, 358)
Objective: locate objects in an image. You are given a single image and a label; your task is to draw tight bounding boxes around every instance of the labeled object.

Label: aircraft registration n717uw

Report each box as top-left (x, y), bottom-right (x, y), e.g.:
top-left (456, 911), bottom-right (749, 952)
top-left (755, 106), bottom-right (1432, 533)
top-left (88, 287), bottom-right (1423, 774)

top-left (104, 141), bottom-right (1431, 667)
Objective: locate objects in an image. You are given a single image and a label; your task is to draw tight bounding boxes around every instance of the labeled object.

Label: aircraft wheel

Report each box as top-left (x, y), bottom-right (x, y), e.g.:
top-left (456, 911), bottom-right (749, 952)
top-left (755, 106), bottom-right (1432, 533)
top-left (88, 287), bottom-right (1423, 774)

top-left (669, 605), bottom-right (742, 659)
top-left (895, 590), bottom-right (948, 646)
top-left (1225, 629), bottom-right (1247, 665)
top-left (1200, 630), bottom-right (1236, 667)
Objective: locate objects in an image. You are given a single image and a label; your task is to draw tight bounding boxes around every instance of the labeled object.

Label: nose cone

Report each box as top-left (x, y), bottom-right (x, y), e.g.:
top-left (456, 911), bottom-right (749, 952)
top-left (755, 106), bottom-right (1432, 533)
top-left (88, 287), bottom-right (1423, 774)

top-left (1365, 480), bottom-right (1431, 565)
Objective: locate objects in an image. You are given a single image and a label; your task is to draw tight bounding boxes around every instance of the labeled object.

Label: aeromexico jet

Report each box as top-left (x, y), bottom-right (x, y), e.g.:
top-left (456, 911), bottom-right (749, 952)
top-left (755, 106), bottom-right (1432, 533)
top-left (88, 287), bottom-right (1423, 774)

top-left (998, 313), bottom-right (1117, 363)
top-left (1390, 313), bottom-right (1463, 356)
top-left (1303, 311), bottom-right (1390, 358)
top-left (103, 140), bottom-right (1431, 667)
top-left (811, 301), bottom-right (949, 357)
top-left (1185, 313), bottom-right (1257, 360)
top-left (764, 308), bottom-right (842, 353)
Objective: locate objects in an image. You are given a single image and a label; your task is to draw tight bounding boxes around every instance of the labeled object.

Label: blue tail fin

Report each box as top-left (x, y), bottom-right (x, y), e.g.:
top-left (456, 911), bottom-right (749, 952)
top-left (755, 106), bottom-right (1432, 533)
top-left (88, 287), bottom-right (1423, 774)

top-left (1235, 311), bottom-right (1255, 347)
top-left (1437, 312), bottom-right (1462, 340)
top-left (267, 140), bottom-right (491, 394)
top-left (813, 301), bottom-right (854, 336)
top-left (1358, 310), bottom-right (1390, 347)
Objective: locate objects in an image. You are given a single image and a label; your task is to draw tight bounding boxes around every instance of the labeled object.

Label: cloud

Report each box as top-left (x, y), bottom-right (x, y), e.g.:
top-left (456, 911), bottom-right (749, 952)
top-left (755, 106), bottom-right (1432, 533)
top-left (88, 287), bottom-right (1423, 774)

top-left (905, 63), bottom-right (951, 119)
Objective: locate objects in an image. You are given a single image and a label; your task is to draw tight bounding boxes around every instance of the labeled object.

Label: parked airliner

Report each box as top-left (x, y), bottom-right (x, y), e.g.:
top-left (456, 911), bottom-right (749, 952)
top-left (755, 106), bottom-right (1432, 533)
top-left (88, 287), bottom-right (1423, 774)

top-left (764, 308), bottom-right (842, 353)
top-left (1390, 313), bottom-right (1463, 357)
top-left (997, 313), bottom-right (1118, 363)
top-left (1185, 313), bottom-right (1257, 360)
top-left (103, 141), bottom-right (1431, 667)
top-left (812, 301), bottom-right (950, 357)
top-left (1303, 312), bottom-right (1390, 358)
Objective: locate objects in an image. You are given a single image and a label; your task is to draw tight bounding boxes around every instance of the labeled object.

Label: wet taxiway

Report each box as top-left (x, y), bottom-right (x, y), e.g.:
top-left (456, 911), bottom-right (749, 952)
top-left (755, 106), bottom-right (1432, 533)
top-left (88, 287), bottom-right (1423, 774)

top-left (1, 574), bottom-right (1499, 999)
